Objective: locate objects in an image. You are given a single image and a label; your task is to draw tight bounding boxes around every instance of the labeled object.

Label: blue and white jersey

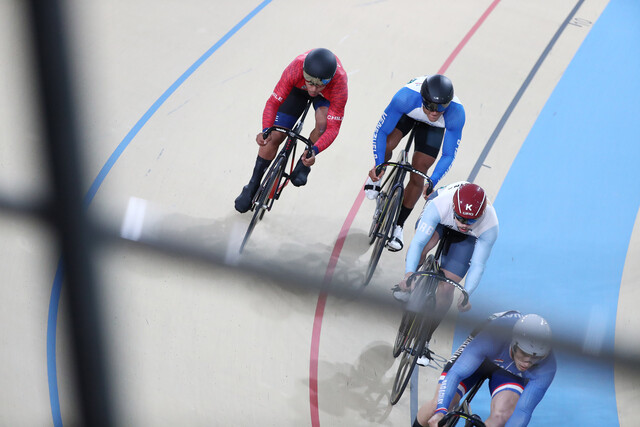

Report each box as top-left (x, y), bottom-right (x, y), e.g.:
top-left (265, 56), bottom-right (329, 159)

top-left (372, 75), bottom-right (466, 186)
top-left (438, 313), bottom-right (557, 426)
top-left (405, 182), bottom-right (498, 295)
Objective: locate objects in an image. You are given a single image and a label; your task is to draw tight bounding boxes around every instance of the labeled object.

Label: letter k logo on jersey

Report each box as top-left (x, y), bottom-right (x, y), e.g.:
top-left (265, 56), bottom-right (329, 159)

top-left (465, 204), bottom-right (473, 211)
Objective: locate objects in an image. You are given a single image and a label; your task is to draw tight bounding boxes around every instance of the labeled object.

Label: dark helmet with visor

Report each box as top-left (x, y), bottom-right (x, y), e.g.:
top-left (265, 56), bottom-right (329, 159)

top-left (303, 48), bottom-right (337, 86)
top-left (421, 74), bottom-right (454, 112)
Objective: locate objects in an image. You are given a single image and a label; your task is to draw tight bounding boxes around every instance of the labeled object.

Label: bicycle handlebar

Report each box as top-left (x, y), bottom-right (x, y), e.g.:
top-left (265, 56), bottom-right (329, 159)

top-left (438, 411), bottom-right (486, 427)
top-left (407, 271), bottom-right (469, 307)
top-left (263, 126), bottom-right (315, 156)
top-left (375, 161), bottom-right (433, 188)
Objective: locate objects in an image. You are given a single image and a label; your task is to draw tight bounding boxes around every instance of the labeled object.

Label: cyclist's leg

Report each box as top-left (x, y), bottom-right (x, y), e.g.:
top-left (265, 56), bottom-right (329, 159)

top-left (259, 88), bottom-right (311, 160)
top-left (236, 89), bottom-right (309, 211)
top-left (385, 128), bottom-right (404, 160)
top-left (416, 359), bottom-right (484, 427)
top-left (308, 103), bottom-right (329, 143)
top-left (386, 114), bottom-right (414, 160)
top-left (291, 96), bottom-right (330, 186)
top-left (485, 370), bottom-right (526, 426)
top-left (396, 122), bottom-right (444, 229)
top-left (401, 151), bottom-right (435, 220)
top-left (383, 116), bottom-right (419, 248)
top-left (440, 233), bottom-right (476, 310)
top-left (425, 231), bottom-right (474, 339)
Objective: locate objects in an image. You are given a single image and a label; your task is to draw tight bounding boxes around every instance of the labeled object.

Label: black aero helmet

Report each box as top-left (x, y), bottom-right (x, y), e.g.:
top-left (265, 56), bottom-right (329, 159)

top-left (421, 75), bottom-right (454, 111)
top-left (303, 48), bottom-right (337, 85)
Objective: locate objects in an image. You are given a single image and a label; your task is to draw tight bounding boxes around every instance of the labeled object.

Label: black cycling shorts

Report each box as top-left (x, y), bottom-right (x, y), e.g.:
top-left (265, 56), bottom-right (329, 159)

top-left (395, 114), bottom-right (445, 158)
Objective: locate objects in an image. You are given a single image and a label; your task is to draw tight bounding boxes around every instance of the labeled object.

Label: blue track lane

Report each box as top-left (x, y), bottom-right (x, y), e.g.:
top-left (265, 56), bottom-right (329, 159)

top-left (454, 0), bottom-right (640, 425)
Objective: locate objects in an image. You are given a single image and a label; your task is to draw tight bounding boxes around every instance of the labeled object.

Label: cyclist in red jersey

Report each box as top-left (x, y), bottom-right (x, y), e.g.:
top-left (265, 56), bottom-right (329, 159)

top-left (235, 48), bottom-right (349, 213)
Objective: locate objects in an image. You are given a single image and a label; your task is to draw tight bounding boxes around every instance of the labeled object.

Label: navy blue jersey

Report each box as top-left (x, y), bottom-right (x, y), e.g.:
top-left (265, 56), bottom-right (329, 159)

top-left (438, 312), bottom-right (556, 426)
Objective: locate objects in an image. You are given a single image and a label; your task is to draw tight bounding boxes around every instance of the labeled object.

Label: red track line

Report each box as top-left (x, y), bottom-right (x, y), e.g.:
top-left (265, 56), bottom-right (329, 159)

top-left (439, 0), bottom-right (502, 75)
top-left (309, 2), bottom-right (502, 424)
top-left (309, 184), bottom-right (366, 426)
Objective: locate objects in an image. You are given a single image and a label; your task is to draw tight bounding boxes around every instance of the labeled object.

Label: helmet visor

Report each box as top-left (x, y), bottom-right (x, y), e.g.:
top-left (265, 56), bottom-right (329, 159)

top-left (514, 344), bottom-right (546, 363)
top-left (454, 212), bottom-right (478, 225)
top-left (303, 70), bottom-right (331, 86)
top-left (423, 100), bottom-right (450, 112)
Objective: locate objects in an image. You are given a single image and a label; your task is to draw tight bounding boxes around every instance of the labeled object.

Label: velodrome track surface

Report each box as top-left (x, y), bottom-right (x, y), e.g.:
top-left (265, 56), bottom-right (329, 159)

top-left (1, 0), bottom-right (639, 426)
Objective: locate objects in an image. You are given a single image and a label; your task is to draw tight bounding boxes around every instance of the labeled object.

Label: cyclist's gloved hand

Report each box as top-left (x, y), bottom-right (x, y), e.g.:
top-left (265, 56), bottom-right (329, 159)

top-left (423, 178), bottom-right (434, 199)
top-left (429, 411), bottom-right (446, 427)
top-left (256, 128), bottom-right (271, 146)
top-left (397, 272), bottom-right (414, 292)
top-left (301, 149), bottom-right (316, 167)
top-left (457, 294), bottom-right (472, 312)
top-left (368, 165), bottom-right (386, 181)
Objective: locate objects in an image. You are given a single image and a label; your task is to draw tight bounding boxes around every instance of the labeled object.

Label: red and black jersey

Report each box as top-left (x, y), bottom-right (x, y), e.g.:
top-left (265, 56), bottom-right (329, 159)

top-left (262, 51), bottom-right (348, 153)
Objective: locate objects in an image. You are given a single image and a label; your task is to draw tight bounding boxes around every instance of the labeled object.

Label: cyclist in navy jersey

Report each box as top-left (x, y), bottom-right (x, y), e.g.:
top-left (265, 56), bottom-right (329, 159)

top-left (413, 311), bottom-right (556, 427)
top-left (364, 74), bottom-right (465, 251)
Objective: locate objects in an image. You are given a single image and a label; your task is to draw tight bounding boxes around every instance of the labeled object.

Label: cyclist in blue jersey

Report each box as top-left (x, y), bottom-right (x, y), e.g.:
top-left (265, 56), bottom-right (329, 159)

top-left (365, 74), bottom-right (466, 251)
top-left (413, 311), bottom-right (556, 427)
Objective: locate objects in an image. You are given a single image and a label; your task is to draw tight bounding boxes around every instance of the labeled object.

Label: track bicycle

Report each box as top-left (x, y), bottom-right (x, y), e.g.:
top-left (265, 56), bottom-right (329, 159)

top-left (239, 100), bottom-right (315, 253)
top-left (438, 379), bottom-right (486, 427)
top-left (364, 132), bottom-right (433, 286)
top-left (389, 229), bottom-right (469, 405)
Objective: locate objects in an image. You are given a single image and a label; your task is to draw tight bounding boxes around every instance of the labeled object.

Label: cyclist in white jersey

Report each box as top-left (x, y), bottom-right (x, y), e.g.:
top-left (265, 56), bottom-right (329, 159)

top-left (395, 181), bottom-right (499, 363)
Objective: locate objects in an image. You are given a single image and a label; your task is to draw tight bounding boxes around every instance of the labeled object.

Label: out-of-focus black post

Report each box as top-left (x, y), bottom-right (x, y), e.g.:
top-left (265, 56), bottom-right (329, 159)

top-left (26, 1), bottom-right (114, 426)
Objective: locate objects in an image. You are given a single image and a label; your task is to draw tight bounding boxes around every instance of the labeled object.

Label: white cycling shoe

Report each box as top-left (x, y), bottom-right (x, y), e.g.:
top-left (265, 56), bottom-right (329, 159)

top-left (417, 347), bottom-right (432, 367)
top-left (387, 225), bottom-right (404, 251)
top-left (364, 176), bottom-right (381, 200)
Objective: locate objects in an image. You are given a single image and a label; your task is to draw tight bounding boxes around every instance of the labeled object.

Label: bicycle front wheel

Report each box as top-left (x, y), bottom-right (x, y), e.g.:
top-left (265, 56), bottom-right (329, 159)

top-left (363, 186), bottom-right (402, 286)
top-left (392, 311), bottom-right (415, 358)
top-left (368, 192), bottom-right (386, 245)
top-left (390, 314), bottom-right (428, 405)
top-left (239, 157), bottom-right (284, 252)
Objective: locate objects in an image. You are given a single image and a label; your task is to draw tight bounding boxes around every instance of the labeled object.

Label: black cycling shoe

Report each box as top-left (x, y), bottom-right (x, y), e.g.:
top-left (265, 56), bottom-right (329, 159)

top-left (234, 182), bottom-right (259, 213)
top-left (290, 160), bottom-right (311, 187)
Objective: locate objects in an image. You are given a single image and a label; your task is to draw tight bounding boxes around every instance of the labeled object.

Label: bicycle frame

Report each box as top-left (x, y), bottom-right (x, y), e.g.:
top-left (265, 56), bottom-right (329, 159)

top-left (364, 130), bottom-right (433, 286)
top-left (239, 100), bottom-right (315, 253)
top-left (256, 101), bottom-right (315, 210)
top-left (438, 379), bottom-right (486, 427)
top-left (389, 229), bottom-right (468, 405)
top-left (375, 132), bottom-right (420, 201)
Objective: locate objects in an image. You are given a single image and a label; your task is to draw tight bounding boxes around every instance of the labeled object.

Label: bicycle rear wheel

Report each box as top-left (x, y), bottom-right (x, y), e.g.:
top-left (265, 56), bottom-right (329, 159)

top-left (363, 186), bottom-right (402, 286)
top-left (239, 157), bottom-right (284, 252)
